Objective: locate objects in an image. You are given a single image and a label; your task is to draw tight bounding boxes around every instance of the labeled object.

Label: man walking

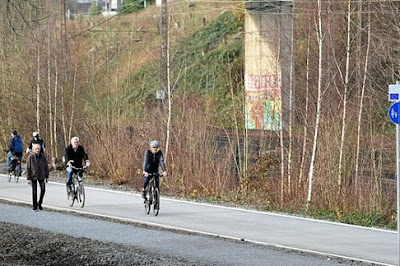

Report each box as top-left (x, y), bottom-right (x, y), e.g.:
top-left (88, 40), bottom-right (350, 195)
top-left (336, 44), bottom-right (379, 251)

top-left (26, 143), bottom-right (49, 211)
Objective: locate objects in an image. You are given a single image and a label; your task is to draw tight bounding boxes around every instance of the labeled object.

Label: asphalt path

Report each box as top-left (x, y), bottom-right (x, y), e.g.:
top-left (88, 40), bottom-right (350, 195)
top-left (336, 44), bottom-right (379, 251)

top-left (1, 203), bottom-right (361, 266)
top-left (0, 174), bottom-right (397, 265)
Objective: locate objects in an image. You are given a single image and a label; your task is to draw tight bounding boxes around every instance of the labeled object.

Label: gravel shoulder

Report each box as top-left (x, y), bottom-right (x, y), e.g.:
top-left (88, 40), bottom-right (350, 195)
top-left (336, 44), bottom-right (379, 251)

top-left (0, 205), bottom-right (363, 266)
top-left (0, 221), bottom-right (207, 266)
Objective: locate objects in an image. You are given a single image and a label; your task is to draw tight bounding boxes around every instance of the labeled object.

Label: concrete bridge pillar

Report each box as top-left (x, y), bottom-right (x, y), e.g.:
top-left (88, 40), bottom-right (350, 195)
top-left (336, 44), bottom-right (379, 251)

top-left (245, 0), bottom-right (293, 130)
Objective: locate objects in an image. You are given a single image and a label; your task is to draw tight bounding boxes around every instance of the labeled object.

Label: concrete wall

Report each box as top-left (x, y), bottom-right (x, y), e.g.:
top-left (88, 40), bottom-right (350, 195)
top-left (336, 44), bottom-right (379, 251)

top-left (245, 1), bottom-right (293, 130)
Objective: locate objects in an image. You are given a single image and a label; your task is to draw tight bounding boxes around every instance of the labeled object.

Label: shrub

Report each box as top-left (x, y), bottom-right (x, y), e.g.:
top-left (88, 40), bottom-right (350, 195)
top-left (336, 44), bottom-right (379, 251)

top-left (88, 3), bottom-right (103, 18)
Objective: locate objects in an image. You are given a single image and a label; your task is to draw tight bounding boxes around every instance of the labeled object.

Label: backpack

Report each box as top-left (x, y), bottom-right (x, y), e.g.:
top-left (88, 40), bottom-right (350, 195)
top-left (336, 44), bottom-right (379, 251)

top-left (13, 136), bottom-right (23, 153)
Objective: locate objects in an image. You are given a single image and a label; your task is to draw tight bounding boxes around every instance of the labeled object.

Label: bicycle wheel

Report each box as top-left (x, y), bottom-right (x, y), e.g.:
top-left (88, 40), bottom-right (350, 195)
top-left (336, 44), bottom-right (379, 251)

top-left (67, 184), bottom-right (75, 206)
top-left (13, 171), bottom-right (18, 183)
top-left (8, 171), bottom-right (11, 182)
top-left (15, 164), bottom-right (19, 183)
top-left (77, 182), bottom-right (85, 208)
top-left (153, 188), bottom-right (160, 216)
top-left (145, 199), bottom-right (150, 214)
top-left (145, 187), bottom-right (152, 215)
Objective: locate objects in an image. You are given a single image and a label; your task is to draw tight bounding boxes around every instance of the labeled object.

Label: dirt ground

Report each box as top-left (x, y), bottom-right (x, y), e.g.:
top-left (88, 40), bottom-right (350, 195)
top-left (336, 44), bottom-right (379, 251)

top-left (0, 222), bottom-right (208, 266)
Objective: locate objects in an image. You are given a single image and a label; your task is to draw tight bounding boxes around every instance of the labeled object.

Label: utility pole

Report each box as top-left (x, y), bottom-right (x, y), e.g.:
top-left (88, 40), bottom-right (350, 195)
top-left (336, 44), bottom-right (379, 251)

top-left (159, 0), bottom-right (168, 88)
top-left (160, 0), bottom-right (171, 161)
top-left (61, 0), bottom-right (69, 148)
top-left (61, 0), bottom-right (67, 48)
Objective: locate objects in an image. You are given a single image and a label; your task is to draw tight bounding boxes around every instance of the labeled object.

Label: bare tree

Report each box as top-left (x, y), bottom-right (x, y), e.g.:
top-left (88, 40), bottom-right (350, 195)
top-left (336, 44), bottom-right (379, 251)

top-left (47, 26), bottom-right (54, 166)
top-left (165, 17), bottom-right (172, 162)
top-left (60, 0), bottom-right (68, 148)
top-left (298, 22), bottom-right (312, 189)
top-left (4, 0), bottom-right (47, 34)
top-left (54, 58), bottom-right (59, 160)
top-left (287, 4), bottom-right (295, 196)
top-left (36, 50), bottom-right (40, 132)
top-left (355, 2), bottom-right (371, 200)
top-left (307, 0), bottom-right (324, 208)
top-left (337, 0), bottom-right (352, 192)
top-left (68, 64), bottom-right (78, 142)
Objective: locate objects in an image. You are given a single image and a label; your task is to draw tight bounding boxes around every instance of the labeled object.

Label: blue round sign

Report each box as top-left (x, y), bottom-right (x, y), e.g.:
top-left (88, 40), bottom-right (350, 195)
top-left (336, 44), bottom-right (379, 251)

top-left (389, 102), bottom-right (400, 124)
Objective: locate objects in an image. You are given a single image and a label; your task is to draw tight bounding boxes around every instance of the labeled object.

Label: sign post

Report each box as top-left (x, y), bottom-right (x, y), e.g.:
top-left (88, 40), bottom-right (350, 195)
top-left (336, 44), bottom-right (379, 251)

top-left (388, 82), bottom-right (400, 266)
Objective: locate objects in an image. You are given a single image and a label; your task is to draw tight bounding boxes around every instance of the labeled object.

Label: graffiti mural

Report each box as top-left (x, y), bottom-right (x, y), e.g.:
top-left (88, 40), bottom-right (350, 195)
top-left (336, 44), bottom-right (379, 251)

top-left (245, 73), bottom-right (281, 130)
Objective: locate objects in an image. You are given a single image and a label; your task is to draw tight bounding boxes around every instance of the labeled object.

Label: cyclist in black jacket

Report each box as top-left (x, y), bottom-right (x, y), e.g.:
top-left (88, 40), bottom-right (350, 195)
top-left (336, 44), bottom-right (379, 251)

top-left (142, 140), bottom-right (167, 198)
top-left (65, 136), bottom-right (90, 194)
top-left (26, 132), bottom-right (45, 155)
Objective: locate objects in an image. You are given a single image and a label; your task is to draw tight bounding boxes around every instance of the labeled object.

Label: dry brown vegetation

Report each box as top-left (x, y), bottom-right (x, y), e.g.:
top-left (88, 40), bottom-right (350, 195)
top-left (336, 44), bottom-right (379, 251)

top-left (0, 0), bottom-right (399, 227)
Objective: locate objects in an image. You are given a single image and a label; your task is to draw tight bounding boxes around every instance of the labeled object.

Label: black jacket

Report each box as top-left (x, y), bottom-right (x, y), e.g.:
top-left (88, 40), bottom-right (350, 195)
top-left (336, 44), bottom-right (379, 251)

top-left (29, 137), bottom-right (45, 155)
top-left (26, 153), bottom-right (49, 181)
top-left (143, 149), bottom-right (166, 173)
top-left (65, 144), bottom-right (89, 168)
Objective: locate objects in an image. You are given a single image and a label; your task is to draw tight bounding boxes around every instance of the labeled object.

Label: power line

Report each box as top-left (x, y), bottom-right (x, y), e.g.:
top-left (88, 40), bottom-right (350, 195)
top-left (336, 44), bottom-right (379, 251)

top-left (69, 0), bottom-right (148, 39)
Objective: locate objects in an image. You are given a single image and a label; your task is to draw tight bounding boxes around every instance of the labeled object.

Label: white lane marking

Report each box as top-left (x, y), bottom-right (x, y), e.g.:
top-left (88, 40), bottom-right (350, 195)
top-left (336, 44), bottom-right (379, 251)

top-left (20, 176), bottom-right (394, 234)
top-left (0, 174), bottom-right (395, 233)
top-left (0, 197), bottom-right (393, 266)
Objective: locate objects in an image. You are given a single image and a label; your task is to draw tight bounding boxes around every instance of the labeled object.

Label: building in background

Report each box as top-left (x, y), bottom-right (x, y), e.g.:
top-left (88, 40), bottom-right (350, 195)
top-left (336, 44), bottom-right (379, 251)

top-left (70, 0), bottom-right (125, 17)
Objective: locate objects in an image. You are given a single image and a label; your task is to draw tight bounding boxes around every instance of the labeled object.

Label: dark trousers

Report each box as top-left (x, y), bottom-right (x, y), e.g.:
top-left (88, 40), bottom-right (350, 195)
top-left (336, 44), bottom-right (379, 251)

top-left (32, 179), bottom-right (46, 209)
top-left (143, 175), bottom-right (160, 190)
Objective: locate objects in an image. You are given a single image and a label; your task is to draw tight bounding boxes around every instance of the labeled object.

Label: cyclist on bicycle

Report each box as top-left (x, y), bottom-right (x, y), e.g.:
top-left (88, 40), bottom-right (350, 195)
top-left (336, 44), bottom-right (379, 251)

top-left (6, 130), bottom-right (23, 175)
top-left (26, 131), bottom-right (45, 155)
top-left (65, 136), bottom-right (90, 194)
top-left (142, 140), bottom-right (167, 198)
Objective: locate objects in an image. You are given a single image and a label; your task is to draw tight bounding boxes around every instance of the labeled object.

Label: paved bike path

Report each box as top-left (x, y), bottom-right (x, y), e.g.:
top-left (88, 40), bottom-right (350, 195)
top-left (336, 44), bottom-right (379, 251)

top-left (0, 174), bottom-right (397, 266)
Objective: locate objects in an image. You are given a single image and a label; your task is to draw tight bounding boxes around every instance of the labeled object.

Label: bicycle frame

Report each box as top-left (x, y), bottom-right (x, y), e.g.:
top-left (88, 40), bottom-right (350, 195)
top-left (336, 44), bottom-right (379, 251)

top-left (67, 166), bottom-right (86, 208)
top-left (8, 158), bottom-right (21, 183)
top-left (144, 173), bottom-right (162, 216)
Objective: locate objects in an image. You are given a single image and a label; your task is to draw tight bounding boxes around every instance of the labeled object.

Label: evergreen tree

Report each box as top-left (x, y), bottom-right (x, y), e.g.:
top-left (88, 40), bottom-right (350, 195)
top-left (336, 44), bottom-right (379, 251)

top-left (88, 3), bottom-right (103, 17)
top-left (120, 0), bottom-right (145, 13)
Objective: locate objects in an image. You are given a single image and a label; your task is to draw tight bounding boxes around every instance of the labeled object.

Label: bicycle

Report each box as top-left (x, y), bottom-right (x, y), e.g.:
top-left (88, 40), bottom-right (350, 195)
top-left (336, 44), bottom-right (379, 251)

top-left (144, 173), bottom-right (163, 216)
top-left (67, 166), bottom-right (86, 208)
top-left (6, 152), bottom-right (21, 183)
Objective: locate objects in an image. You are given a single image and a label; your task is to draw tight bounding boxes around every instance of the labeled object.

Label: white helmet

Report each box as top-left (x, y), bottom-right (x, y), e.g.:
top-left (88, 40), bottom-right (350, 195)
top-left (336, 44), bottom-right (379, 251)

top-left (33, 131), bottom-right (39, 137)
top-left (150, 140), bottom-right (159, 148)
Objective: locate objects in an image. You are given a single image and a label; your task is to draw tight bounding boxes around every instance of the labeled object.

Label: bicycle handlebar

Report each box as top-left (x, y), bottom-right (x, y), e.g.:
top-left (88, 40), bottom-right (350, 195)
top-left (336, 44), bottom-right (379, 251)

top-left (70, 166), bottom-right (87, 171)
top-left (148, 173), bottom-right (163, 178)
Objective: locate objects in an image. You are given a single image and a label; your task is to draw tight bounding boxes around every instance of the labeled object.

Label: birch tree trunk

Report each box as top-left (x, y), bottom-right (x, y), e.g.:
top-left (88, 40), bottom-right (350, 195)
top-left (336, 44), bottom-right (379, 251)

top-left (165, 15), bottom-right (171, 162)
top-left (36, 51), bottom-right (40, 132)
top-left (277, 32), bottom-right (284, 207)
top-left (355, 3), bottom-right (371, 201)
top-left (115, 46), bottom-right (120, 127)
top-left (279, 78), bottom-right (284, 207)
top-left (287, 7), bottom-right (295, 196)
top-left (61, 74), bottom-right (67, 147)
top-left (47, 30), bottom-right (54, 166)
top-left (61, 0), bottom-right (68, 147)
top-left (0, 39), bottom-right (9, 126)
top-left (227, 58), bottom-right (242, 179)
top-left (54, 59), bottom-right (59, 160)
top-left (68, 64), bottom-right (77, 142)
top-left (337, 0), bottom-right (352, 192)
top-left (307, 0), bottom-right (324, 207)
top-left (298, 24), bottom-right (311, 189)
top-left (243, 119), bottom-right (248, 194)
top-left (357, 0), bottom-right (362, 94)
